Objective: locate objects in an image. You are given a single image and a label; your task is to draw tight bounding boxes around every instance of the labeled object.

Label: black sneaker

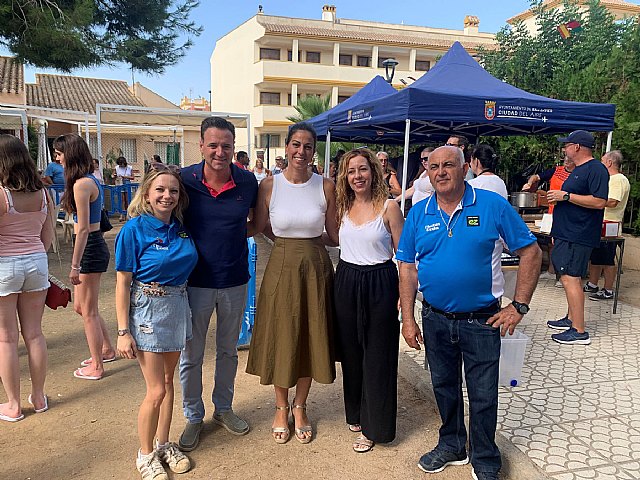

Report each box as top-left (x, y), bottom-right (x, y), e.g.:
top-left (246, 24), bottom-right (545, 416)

top-left (583, 283), bottom-right (599, 293)
top-left (589, 289), bottom-right (613, 301)
top-left (417, 447), bottom-right (469, 473)
top-left (472, 467), bottom-right (499, 480)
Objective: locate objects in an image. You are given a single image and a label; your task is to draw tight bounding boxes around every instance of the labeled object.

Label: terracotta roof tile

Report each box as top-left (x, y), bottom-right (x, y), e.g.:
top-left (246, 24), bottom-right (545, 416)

top-left (26, 74), bottom-right (143, 114)
top-left (258, 19), bottom-right (495, 50)
top-left (0, 56), bottom-right (24, 95)
top-left (508, 0), bottom-right (640, 23)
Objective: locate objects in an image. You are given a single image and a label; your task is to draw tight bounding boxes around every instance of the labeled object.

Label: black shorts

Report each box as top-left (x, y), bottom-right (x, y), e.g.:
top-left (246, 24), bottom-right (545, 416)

top-left (590, 242), bottom-right (617, 266)
top-left (73, 231), bottom-right (110, 274)
top-left (551, 239), bottom-right (592, 278)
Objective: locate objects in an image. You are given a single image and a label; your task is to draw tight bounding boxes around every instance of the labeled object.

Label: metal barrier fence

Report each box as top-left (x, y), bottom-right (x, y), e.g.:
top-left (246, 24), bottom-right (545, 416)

top-left (238, 238), bottom-right (257, 348)
top-left (104, 184), bottom-right (139, 215)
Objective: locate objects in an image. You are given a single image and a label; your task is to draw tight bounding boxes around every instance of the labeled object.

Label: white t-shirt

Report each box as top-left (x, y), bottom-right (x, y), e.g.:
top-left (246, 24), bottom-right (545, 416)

top-left (412, 174), bottom-right (434, 205)
top-left (468, 174), bottom-right (508, 200)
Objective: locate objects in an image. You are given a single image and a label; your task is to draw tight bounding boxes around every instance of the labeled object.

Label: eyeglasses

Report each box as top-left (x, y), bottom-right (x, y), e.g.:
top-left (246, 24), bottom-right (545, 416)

top-left (445, 143), bottom-right (461, 147)
top-left (150, 162), bottom-right (180, 173)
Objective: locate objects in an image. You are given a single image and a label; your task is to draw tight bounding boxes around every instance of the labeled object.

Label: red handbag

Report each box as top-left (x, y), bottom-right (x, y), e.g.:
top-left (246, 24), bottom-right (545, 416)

top-left (46, 275), bottom-right (72, 310)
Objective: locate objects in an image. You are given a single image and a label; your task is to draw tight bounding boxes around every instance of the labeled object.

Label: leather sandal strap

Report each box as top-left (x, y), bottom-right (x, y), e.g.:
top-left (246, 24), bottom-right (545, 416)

top-left (275, 405), bottom-right (289, 411)
top-left (291, 403), bottom-right (307, 410)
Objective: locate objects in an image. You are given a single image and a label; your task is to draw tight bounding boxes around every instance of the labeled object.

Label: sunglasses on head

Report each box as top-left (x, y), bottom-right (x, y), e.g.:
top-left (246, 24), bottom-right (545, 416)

top-left (150, 163), bottom-right (180, 173)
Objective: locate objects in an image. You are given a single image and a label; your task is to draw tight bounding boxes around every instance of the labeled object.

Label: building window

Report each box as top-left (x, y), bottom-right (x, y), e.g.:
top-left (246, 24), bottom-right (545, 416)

top-left (260, 92), bottom-right (281, 105)
top-left (154, 142), bottom-right (180, 165)
top-left (339, 54), bottom-right (352, 66)
top-left (120, 138), bottom-right (137, 163)
top-left (258, 134), bottom-right (281, 148)
top-left (416, 60), bottom-right (430, 71)
top-left (287, 94), bottom-right (292, 106)
top-left (378, 57), bottom-right (392, 68)
top-left (357, 55), bottom-right (371, 67)
top-left (306, 51), bottom-right (321, 63)
top-left (338, 95), bottom-right (350, 104)
top-left (259, 48), bottom-right (280, 60)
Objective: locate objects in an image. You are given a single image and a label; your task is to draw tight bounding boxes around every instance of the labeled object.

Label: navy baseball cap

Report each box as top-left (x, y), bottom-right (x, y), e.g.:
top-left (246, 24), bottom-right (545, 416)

top-left (558, 130), bottom-right (595, 149)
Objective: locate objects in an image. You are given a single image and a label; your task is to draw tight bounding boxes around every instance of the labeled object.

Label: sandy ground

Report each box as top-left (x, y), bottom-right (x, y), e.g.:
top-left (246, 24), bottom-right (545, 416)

top-left (3, 224), bottom-right (634, 479)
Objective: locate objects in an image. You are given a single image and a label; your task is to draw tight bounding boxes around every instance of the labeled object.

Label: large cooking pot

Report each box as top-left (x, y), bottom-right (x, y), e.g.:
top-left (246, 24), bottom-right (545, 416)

top-left (509, 192), bottom-right (538, 208)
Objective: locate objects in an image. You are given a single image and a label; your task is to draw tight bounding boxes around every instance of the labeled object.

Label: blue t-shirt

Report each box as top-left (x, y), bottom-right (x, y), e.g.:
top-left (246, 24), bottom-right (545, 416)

top-left (115, 214), bottom-right (198, 286)
top-left (396, 184), bottom-right (536, 312)
top-left (44, 162), bottom-right (65, 185)
top-left (181, 161), bottom-right (258, 289)
top-left (551, 159), bottom-right (609, 248)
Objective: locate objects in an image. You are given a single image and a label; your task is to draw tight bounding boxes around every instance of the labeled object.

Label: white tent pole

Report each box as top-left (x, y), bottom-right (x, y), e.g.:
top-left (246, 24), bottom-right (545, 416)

top-left (247, 116), bottom-right (252, 161)
top-left (84, 114), bottom-right (90, 143)
top-left (324, 130), bottom-right (332, 178)
top-left (606, 131), bottom-right (613, 153)
top-left (21, 111), bottom-right (28, 146)
top-left (96, 104), bottom-right (103, 168)
top-left (400, 119), bottom-right (411, 215)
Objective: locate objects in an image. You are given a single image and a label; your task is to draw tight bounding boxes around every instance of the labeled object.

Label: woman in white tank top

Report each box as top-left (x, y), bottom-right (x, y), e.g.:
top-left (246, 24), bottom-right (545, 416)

top-left (246, 123), bottom-right (340, 445)
top-left (334, 148), bottom-right (404, 453)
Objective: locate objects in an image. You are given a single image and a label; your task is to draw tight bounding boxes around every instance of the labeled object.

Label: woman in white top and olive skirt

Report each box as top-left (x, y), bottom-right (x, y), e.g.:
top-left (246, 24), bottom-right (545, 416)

top-left (246, 123), bottom-right (339, 445)
top-left (334, 148), bottom-right (404, 453)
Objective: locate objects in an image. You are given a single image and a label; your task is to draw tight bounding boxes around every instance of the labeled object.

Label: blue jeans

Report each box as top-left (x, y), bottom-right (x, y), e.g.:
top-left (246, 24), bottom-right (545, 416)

top-left (422, 306), bottom-right (502, 475)
top-left (179, 284), bottom-right (247, 423)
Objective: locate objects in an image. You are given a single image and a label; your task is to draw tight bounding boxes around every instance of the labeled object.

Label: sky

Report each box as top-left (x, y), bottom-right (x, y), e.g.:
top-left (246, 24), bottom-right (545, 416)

top-left (3, 1), bottom-right (548, 104)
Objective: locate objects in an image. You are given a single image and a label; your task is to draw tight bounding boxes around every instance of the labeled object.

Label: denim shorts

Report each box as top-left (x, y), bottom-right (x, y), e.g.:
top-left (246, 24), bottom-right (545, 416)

top-left (73, 231), bottom-right (110, 274)
top-left (0, 253), bottom-right (49, 296)
top-left (129, 281), bottom-right (192, 353)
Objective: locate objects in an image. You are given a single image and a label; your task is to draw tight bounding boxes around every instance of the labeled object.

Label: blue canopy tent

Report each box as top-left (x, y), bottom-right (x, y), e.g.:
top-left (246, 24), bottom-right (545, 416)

top-left (328, 42), bottom-right (616, 209)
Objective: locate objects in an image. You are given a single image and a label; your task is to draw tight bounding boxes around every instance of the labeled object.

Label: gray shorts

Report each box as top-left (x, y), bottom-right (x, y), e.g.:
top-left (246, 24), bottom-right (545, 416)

top-left (0, 253), bottom-right (49, 296)
top-left (129, 281), bottom-right (192, 353)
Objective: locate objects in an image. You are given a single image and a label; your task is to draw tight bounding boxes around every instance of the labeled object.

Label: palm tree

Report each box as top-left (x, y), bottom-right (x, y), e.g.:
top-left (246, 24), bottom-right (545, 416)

top-left (286, 94), bottom-right (331, 123)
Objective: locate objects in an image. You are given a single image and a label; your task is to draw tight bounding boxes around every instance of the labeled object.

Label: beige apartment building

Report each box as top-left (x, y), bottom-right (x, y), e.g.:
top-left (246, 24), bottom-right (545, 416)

top-left (507, 0), bottom-right (640, 34)
top-left (210, 5), bottom-right (496, 159)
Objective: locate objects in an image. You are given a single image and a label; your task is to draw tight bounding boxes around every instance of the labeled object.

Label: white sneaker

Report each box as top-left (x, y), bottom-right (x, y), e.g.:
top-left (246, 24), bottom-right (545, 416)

top-left (539, 271), bottom-right (556, 280)
top-left (555, 280), bottom-right (564, 288)
top-left (156, 442), bottom-right (191, 474)
top-left (136, 451), bottom-right (168, 480)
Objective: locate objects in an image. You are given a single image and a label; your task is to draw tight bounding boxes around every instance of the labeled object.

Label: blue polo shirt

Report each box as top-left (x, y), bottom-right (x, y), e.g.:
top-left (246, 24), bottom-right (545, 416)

top-left (44, 162), bottom-right (64, 184)
top-left (397, 184), bottom-right (536, 312)
top-left (181, 161), bottom-right (258, 289)
top-left (115, 214), bottom-right (198, 286)
top-left (551, 159), bottom-right (609, 248)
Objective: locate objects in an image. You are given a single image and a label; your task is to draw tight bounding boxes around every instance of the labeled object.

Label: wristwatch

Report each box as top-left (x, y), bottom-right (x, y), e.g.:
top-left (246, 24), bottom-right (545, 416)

top-left (562, 192), bottom-right (570, 202)
top-left (117, 328), bottom-right (130, 336)
top-left (511, 300), bottom-right (530, 315)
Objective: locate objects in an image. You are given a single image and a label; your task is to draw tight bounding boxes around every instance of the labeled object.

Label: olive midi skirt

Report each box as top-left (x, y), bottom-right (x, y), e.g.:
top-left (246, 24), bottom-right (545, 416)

top-left (246, 237), bottom-right (336, 388)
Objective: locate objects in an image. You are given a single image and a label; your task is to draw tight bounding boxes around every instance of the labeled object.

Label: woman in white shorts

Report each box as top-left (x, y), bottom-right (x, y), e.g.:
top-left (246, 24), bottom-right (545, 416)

top-left (0, 135), bottom-right (55, 422)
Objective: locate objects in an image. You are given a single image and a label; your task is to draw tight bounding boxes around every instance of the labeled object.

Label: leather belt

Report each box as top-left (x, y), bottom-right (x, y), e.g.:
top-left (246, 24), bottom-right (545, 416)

top-left (422, 300), bottom-right (500, 320)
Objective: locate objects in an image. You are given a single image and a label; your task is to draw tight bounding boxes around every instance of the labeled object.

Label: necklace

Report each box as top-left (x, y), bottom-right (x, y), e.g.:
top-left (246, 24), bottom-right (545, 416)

top-left (438, 206), bottom-right (462, 237)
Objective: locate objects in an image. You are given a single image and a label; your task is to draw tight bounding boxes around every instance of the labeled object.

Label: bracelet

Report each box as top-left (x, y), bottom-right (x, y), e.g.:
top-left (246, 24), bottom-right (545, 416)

top-left (71, 266), bottom-right (81, 271)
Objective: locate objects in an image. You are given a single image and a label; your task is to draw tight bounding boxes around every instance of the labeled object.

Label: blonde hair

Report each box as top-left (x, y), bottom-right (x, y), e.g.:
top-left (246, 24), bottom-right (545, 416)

top-left (127, 170), bottom-right (188, 223)
top-left (336, 147), bottom-right (388, 223)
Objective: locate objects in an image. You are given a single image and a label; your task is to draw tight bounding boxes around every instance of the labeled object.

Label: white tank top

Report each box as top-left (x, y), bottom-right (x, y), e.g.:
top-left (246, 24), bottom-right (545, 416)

top-left (339, 201), bottom-right (394, 265)
top-left (412, 174), bottom-right (434, 205)
top-left (270, 173), bottom-right (327, 238)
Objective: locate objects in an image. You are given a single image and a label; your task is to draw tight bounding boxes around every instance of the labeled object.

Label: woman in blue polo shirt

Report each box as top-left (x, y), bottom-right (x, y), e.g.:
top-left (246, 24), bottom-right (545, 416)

top-left (115, 166), bottom-right (198, 480)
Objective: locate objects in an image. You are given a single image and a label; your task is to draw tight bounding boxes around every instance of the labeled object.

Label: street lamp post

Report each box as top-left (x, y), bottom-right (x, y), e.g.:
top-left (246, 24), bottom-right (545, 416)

top-left (382, 58), bottom-right (399, 84)
top-left (208, 90), bottom-right (212, 111)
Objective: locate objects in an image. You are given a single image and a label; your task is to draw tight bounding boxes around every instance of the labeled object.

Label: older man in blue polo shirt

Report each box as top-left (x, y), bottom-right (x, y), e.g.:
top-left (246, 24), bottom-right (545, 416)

top-left (178, 117), bottom-right (258, 452)
top-left (397, 146), bottom-right (541, 480)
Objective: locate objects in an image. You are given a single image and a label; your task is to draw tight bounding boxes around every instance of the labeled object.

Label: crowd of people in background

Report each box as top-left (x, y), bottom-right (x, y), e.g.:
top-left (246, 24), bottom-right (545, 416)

top-left (0, 119), bottom-right (630, 480)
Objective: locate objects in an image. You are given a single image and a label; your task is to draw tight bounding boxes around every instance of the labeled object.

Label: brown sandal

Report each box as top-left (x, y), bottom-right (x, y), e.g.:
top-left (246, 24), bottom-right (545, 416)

top-left (272, 405), bottom-right (290, 444)
top-left (353, 434), bottom-right (374, 453)
top-left (291, 403), bottom-right (313, 444)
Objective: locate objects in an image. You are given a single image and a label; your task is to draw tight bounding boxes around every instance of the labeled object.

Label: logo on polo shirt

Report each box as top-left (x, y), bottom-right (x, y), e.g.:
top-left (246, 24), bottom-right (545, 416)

top-left (425, 222), bottom-right (440, 232)
top-left (467, 216), bottom-right (480, 227)
top-left (178, 231), bottom-right (189, 238)
top-left (153, 238), bottom-right (169, 250)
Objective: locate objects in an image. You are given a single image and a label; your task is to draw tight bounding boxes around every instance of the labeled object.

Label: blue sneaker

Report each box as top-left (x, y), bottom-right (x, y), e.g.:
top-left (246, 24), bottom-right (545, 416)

top-left (417, 447), bottom-right (469, 473)
top-left (472, 467), bottom-right (499, 480)
top-left (546, 316), bottom-right (572, 331)
top-left (551, 327), bottom-right (591, 345)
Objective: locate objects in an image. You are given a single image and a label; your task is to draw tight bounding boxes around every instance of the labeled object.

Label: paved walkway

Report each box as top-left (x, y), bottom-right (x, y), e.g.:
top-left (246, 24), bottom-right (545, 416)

top-left (402, 276), bottom-right (640, 480)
